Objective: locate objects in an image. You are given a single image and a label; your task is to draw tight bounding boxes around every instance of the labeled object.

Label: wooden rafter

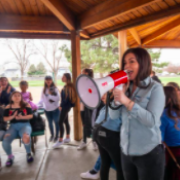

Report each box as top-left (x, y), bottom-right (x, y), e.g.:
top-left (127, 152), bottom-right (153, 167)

top-left (0, 15), bottom-right (69, 33)
top-left (90, 5), bottom-right (180, 39)
top-left (130, 40), bottom-right (180, 48)
top-left (79, 0), bottom-right (160, 29)
top-left (128, 28), bottom-right (141, 45)
top-left (41, 0), bottom-right (75, 31)
top-left (142, 18), bottom-right (180, 45)
top-left (41, 0), bottom-right (90, 39)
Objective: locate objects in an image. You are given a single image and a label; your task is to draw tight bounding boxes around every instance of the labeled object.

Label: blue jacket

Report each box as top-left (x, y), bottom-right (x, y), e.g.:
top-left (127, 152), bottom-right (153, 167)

top-left (95, 106), bottom-right (122, 132)
top-left (109, 77), bottom-right (165, 156)
top-left (160, 109), bottom-right (180, 147)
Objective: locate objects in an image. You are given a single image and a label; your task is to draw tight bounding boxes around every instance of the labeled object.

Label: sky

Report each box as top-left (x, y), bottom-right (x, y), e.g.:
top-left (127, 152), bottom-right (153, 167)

top-left (0, 39), bottom-right (180, 72)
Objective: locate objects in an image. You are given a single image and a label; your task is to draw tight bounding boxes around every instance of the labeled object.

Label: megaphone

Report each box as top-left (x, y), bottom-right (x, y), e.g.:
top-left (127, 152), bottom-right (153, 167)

top-left (76, 70), bottom-right (129, 109)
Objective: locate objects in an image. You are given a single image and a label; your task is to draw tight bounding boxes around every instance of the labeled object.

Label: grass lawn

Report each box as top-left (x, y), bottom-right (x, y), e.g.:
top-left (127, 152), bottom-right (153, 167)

top-left (10, 80), bottom-right (64, 87)
top-left (159, 77), bottom-right (180, 86)
top-left (9, 77), bottom-right (179, 87)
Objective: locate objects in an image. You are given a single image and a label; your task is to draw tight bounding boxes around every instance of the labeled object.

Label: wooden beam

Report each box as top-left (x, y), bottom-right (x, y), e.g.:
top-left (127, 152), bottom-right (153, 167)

top-left (0, 32), bottom-right (71, 39)
top-left (0, 15), bottom-right (69, 33)
top-left (41, 0), bottom-right (75, 31)
top-left (90, 6), bottom-right (180, 39)
top-left (71, 31), bottom-right (82, 141)
top-left (41, 0), bottom-right (90, 38)
top-left (118, 31), bottom-right (128, 69)
top-left (79, 0), bottom-right (160, 29)
top-left (80, 30), bottom-right (90, 39)
top-left (129, 28), bottom-right (141, 45)
top-left (130, 40), bottom-right (180, 48)
top-left (142, 18), bottom-right (180, 44)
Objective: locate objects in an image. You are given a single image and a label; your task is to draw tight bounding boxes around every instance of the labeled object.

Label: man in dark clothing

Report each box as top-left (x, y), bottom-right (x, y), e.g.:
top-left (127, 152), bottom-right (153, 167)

top-left (151, 71), bottom-right (161, 84)
top-left (0, 77), bottom-right (15, 106)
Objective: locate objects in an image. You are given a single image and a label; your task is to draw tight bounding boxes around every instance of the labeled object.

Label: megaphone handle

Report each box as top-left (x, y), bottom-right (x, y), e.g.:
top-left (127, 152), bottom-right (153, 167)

top-left (114, 84), bottom-right (124, 105)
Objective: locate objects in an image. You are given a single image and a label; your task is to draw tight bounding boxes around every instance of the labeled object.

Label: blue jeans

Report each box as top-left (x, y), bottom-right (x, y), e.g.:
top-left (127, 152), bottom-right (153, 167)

top-left (45, 108), bottom-right (60, 138)
top-left (2, 122), bottom-right (32, 155)
top-left (0, 130), bottom-right (5, 141)
top-left (94, 155), bottom-right (116, 172)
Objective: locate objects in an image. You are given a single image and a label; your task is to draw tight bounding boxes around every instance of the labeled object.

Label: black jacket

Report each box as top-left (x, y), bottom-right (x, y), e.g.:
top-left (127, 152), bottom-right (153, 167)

top-left (0, 85), bottom-right (15, 106)
top-left (152, 75), bottom-right (161, 84)
top-left (0, 107), bottom-right (7, 131)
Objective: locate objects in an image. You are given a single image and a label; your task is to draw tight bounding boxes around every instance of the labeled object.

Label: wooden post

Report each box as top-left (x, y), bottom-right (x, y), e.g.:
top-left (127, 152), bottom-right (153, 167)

top-left (71, 30), bottom-right (82, 141)
top-left (118, 30), bottom-right (127, 69)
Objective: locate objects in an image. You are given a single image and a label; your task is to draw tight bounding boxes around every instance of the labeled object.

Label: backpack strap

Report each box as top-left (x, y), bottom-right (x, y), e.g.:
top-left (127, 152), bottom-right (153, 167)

top-left (164, 142), bottom-right (180, 170)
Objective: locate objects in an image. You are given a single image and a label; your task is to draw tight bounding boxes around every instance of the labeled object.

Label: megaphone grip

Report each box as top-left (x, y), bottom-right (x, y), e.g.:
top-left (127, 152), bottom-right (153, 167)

top-left (114, 84), bottom-right (124, 106)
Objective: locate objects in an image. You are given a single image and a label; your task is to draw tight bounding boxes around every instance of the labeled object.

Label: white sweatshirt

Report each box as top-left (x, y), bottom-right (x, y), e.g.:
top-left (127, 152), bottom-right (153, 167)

top-left (37, 88), bottom-right (60, 111)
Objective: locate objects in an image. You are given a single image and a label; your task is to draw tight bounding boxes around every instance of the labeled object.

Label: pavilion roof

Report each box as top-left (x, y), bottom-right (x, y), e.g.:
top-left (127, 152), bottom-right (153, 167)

top-left (0, 0), bottom-right (180, 47)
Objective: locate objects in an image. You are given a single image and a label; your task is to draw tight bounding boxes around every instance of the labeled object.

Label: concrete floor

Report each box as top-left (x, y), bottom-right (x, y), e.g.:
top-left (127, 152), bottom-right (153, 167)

top-left (0, 114), bottom-right (116, 180)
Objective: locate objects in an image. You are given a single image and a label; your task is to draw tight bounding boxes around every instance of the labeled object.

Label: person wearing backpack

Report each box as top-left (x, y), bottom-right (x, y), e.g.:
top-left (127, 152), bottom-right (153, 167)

top-left (93, 93), bottom-right (124, 180)
top-left (53, 73), bottom-right (76, 148)
top-left (38, 76), bottom-right (60, 143)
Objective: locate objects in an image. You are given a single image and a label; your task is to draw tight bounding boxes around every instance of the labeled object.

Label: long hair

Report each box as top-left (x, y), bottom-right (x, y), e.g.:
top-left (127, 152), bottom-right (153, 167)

top-left (167, 82), bottom-right (180, 91)
top-left (164, 86), bottom-right (180, 130)
top-left (43, 80), bottom-right (56, 94)
top-left (10, 91), bottom-right (27, 110)
top-left (83, 69), bottom-right (94, 78)
top-left (63, 73), bottom-right (76, 104)
top-left (121, 48), bottom-right (152, 87)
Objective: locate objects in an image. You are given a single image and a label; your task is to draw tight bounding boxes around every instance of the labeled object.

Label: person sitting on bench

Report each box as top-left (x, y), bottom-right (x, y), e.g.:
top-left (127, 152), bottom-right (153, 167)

top-left (2, 91), bottom-right (33, 167)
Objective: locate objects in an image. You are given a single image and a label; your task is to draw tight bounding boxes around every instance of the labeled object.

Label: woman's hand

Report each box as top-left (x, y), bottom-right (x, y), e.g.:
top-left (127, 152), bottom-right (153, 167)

top-left (113, 88), bottom-right (129, 105)
top-left (7, 86), bottom-right (11, 94)
top-left (113, 83), bottom-right (129, 104)
top-left (15, 114), bottom-right (23, 120)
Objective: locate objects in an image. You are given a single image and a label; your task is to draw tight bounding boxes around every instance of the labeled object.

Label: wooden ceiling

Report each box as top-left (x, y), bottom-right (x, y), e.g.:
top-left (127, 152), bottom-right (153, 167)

top-left (0, 0), bottom-right (180, 47)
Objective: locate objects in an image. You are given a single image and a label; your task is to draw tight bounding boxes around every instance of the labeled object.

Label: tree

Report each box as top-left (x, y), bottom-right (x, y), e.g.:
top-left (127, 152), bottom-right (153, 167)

top-left (36, 62), bottom-right (47, 75)
top-left (165, 63), bottom-right (180, 74)
top-left (35, 41), bottom-right (66, 84)
top-left (64, 35), bottom-right (119, 76)
top-left (147, 49), bottom-right (168, 73)
top-left (28, 64), bottom-right (36, 76)
top-left (5, 39), bottom-right (34, 79)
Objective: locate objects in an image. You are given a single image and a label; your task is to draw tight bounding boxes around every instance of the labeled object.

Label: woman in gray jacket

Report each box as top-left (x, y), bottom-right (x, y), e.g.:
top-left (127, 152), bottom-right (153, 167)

top-left (112, 48), bottom-right (165, 180)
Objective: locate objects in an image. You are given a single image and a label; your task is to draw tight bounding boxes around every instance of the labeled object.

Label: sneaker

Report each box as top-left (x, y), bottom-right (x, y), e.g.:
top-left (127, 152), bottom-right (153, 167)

top-left (5, 155), bottom-right (14, 167)
top-left (77, 142), bottom-right (87, 150)
top-left (54, 136), bottom-right (59, 143)
top-left (80, 171), bottom-right (99, 179)
top-left (49, 136), bottom-right (54, 142)
top-left (92, 142), bottom-right (98, 151)
top-left (52, 141), bottom-right (64, 149)
top-left (63, 138), bottom-right (71, 143)
top-left (27, 153), bottom-right (34, 163)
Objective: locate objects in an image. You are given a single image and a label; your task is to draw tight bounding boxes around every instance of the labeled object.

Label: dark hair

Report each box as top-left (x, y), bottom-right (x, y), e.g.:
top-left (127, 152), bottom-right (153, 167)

top-left (19, 80), bottom-right (28, 87)
top-left (167, 82), bottom-right (180, 91)
top-left (10, 91), bottom-right (27, 110)
top-left (164, 86), bottom-right (180, 130)
top-left (43, 78), bottom-right (56, 94)
top-left (63, 73), bottom-right (76, 104)
top-left (121, 47), bottom-right (152, 87)
top-left (83, 69), bottom-right (94, 78)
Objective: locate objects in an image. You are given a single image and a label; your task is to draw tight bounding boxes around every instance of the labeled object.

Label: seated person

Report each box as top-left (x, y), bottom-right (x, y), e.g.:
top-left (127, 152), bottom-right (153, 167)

top-left (3, 91), bottom-right (33, 167)
top-left (161, 86), bottom-right (180, 180)
top-left (0, 106), bottom-right (6, 170)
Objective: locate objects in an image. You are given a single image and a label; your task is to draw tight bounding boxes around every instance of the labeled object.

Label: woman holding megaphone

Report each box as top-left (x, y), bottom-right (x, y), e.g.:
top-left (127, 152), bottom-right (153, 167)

top-left (111, 48), bottom-right (165, 180)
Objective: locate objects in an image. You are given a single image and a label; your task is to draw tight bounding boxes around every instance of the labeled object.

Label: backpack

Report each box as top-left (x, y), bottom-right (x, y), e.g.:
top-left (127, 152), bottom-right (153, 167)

top-left (0, 106), bottom-right (7, 131)
top-left (30, 111), bottom-right (45, 132)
